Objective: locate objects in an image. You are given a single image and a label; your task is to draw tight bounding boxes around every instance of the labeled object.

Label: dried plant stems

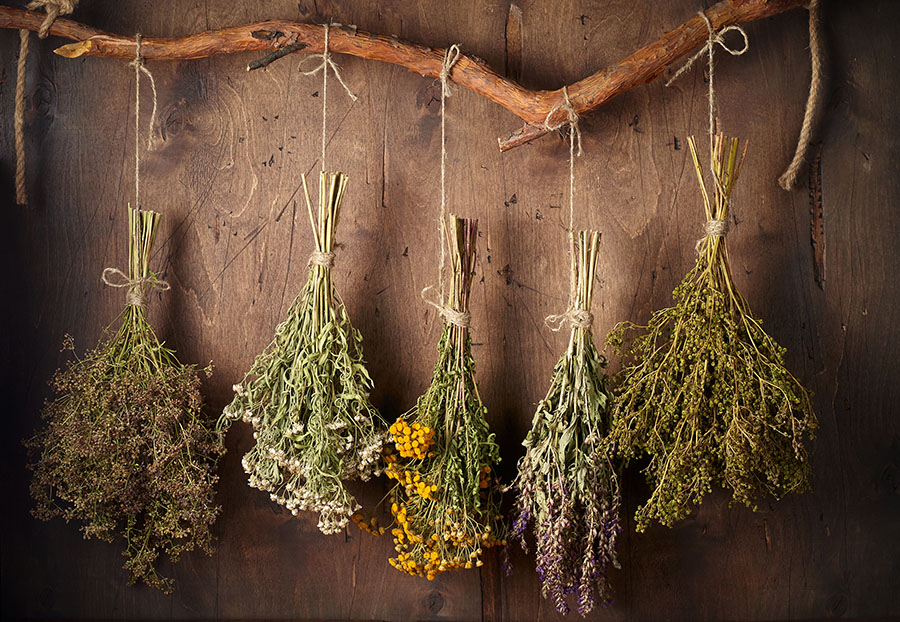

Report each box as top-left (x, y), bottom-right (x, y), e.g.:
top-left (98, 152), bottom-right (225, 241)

top-left (385, 216), bottom-right (505, 579)
top-left (512, 230), bottom-right (620, 615)
top-left (27, 208), bottom-right (224, 592)
top-left (221, 171), bottom-right (386, 535)
top-left (607, 135), bottom-right (818, 531)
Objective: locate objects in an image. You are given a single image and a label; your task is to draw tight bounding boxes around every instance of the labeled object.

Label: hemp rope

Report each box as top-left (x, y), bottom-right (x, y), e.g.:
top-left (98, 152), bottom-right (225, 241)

top-left (14, 0), bottom-right (78, 206)
top-left (542, 86), bottom-right (592, 332)
top-left (419, 45), bottom-right (467, 329)
top-left (778, 0), bottom-right (823, 190)
top-left (102, 34), bottom-right (166, 308)
top-left (668, 10), bottom-right (749, 252)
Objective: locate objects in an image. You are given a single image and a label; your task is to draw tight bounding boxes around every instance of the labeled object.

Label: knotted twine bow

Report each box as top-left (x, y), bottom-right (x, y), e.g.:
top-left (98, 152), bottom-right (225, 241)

top-left (667, 10), bottom-right (749, 252)
top-left (420, 45), bottom-right (469, 329)
top-left (14, 0), bottom-right (79, 205)
top-left (102, 267), bottom-right (170, 309)
top-left (102, 34), bottom-right (167, 308)
top-left (542, 86), bottom-right (593, 332)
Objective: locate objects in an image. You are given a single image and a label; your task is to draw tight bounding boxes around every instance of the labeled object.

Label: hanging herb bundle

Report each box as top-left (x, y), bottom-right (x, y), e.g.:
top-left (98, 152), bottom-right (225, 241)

top-left (26, 208), bottom-right (224, 592)
top-left (606, 134), bottom-right (818, 531)
top-left (385, 216), bottom-right (505, 579)
top-left (511, 230), bottom-right (620, 616)
top-left (221, 171), bottom-right (386, 535)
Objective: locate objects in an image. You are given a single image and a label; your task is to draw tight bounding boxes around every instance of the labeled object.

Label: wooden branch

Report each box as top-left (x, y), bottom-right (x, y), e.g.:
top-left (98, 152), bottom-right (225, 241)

top-left (0, 0), bottom-right (806, 151)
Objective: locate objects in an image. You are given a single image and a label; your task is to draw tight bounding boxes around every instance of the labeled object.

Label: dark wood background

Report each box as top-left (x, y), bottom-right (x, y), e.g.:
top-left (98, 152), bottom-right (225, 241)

top-left (2, 1), bottom-right (898, 620)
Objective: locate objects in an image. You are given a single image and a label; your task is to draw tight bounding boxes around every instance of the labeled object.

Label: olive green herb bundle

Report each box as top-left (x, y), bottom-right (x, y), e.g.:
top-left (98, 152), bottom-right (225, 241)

top-left (26, 208), bottom-right (224, 592)
top-left (607, 134), bottom-right (818, 531)
top-left (511, 230), bottom-right (620, 616)
top-left (385, 216), bottom-right (505, 579)
top-left (221, 171), bottom-right (386, 535)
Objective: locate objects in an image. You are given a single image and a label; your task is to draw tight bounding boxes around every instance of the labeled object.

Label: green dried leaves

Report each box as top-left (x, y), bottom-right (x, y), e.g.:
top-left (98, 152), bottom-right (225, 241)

top-left (221, 171), bottom-right (386, 535)
top-left (512, 231), bottom-right (620, 615)
top-left (385, 216), bottom-right (505, 578)
top-left (27, 208), bottom-right (224, 592)
top-left (608, 135), bottom-right (817, 531)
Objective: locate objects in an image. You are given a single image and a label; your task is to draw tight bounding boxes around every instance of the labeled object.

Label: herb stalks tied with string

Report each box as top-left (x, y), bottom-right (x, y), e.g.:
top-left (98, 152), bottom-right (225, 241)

top-left (385, 216), bottom-right (505, 579)
top-left (511, 230), bottom-right (620, 616)
top-left (221, 171), bottom-right (386, 535)
top-left (27, 208), bottom-right (224, 592)
top-left (607, 134), bottom-right (818, 531)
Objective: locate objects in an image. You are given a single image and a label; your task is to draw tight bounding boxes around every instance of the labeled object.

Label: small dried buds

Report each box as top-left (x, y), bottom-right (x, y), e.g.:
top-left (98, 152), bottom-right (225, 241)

top-left (512, 230), bottom-right (621, 616)
top-left (386, 216), bottom-right (505, 579)
top-left (607, 134), bottom-right (818, 531)
top-left (26, 208), bottom-right (224, 592)
top-left (221, 171), bottom-right (387, 535)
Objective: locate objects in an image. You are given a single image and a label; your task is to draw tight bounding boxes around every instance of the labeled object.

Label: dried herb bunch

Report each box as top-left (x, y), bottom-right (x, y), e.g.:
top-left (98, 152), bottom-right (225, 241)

top-left (26, 208), bottom-right (224, 592)
top-left (607, 134), bottom-right (818, 531)
top-left (221, 171), bottom-right (386, 535)
top-left (511, 230), bottom-right (620, 615)
top-left (386, 216), bottom-right (505, 579)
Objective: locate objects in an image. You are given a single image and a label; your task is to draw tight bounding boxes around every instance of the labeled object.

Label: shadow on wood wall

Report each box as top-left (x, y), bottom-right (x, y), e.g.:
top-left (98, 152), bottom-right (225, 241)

top-left (1, 0), bottom-right (898, 620)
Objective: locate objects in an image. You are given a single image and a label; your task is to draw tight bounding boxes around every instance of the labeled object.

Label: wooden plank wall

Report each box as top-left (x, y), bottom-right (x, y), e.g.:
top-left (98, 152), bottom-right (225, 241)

top-left (1, 0), bottom-right (898, 620)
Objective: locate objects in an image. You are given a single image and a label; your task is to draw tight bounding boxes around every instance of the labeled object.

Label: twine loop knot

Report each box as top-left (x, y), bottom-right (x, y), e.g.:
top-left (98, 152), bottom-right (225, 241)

top-left (666, 11), bottom-right (749, 88)
top-left (308, 250), bottom-right (335, 268)
top-left (704, 218), bottom-right (730, 238)
top-left (545, 306), bottom-right (593, 332)
top-left (299, 23), bottom-right (359, 102)
top-left (543, 86), bottom-right (582, 156)
top-left (421, 286), bottom-right (471, 329)
top-left (27, 0), bottom-right (77, 38)
top-left (102, 267), bottom-right (170, 309)
top-left (439, 44), bottom-right (462, 97)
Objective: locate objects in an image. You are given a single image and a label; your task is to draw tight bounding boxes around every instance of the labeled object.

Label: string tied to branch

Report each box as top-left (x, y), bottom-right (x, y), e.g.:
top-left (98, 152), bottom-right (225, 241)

top-left (542, 85), bottom-right (590, 332)
top-left (14, 0), bottom-right (79, 205)
top-left (101, 267), bottom-right (170, 309)
top-left (421, 44), bottom-right (464, 327)
top-left (300, 23), bottom-right (358, 173)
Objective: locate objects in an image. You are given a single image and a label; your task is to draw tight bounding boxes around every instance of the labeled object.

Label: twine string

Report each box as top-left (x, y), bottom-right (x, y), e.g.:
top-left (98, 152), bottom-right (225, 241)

top-left (542, 86), bottom-right (591, 332)
top-left (421, 286), bottom-right (471, 328)
top-left (101, 35), bottom-right (165, 308)
top-left (308, 250), bottom-right (335, 268)
top-left (299, 23), bottom-right (359, 172)
top-left (667, 11), bottom-right (748, 251)
top-left (666, 9), bottom-right (749, 161)
top-left (420, 44), bottom-right (464, 327)
top-left (129, 34), bottom-right (159, 210)
top-left (778, 0), bottom-right (824, 190)
top-left (14, 0), bottom-right (79, 205)
top-left (438, 44), bottom-right (461, 306)
top-left (101, 267), bottom-right (170, 309)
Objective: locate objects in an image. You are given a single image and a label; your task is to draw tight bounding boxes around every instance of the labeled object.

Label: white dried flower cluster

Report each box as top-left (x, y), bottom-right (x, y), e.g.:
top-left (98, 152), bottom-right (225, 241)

top-left (216, 218), bottom-right (389, 537)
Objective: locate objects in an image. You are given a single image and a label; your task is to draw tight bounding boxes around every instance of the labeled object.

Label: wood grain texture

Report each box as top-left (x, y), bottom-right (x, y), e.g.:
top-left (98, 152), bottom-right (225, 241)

top-left (1, 0), bottom-right (898, 621)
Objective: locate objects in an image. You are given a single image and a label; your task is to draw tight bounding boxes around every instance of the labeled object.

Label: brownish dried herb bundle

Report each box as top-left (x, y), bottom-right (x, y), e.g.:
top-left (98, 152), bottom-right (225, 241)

top-left (607, 135), bottom-right (818, 531)
top-left (26, 208), bottom-right (224, 592)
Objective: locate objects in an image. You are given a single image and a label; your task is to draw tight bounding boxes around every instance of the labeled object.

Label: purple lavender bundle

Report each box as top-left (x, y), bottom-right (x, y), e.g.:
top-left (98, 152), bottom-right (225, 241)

top-left (511, 230), bottom-right (621, 615)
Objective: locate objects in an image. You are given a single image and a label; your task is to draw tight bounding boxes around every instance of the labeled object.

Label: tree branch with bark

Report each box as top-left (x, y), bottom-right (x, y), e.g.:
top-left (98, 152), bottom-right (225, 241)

top-left (0, 0), bottom-right (806, 151)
